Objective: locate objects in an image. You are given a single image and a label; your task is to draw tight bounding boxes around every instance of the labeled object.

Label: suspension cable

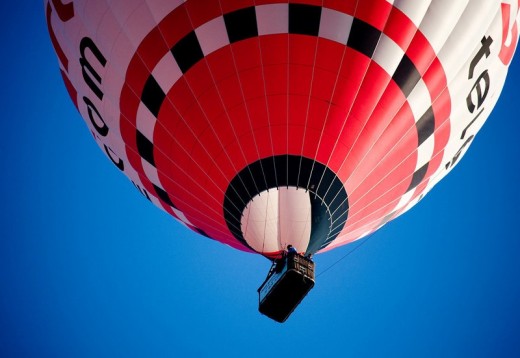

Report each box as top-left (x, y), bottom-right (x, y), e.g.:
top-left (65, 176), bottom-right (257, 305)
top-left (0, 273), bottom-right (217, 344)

top-left (316, 232), bottom-right (377, 278)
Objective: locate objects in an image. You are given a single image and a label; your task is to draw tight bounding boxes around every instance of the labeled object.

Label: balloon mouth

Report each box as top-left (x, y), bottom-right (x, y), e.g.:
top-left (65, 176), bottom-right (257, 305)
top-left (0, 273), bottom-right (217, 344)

top-left (223, 155), bottom-right (348, 255)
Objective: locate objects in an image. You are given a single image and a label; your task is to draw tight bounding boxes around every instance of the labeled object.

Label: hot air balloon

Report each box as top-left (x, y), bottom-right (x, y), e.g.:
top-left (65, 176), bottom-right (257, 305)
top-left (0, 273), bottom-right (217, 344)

top-left (46, 0), bottom-right (520, 322)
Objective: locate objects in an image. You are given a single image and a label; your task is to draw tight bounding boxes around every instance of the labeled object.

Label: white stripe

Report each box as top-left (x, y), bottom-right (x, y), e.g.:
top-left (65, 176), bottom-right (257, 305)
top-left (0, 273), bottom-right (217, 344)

top-left (319, 8), bottom-right (353, 44)
top-left (416, 135), bottom-right (434, 170)
top-left (434, 0), bottom-right (498, 82)
top-left (256, 4), bottom-right (288, 36)
top-left (407, 80), bottom-right (431, 123)
top-left (195, 16), bottom-right (229, 56)
top-left (152, 51), bottom-right (182, 94)
top-left (145, 0), bottom-right (184, 23)
top-left (390, 0), bottom-right (431, 27)
top-left (373, 33), bottom-right (404, 76)
top-left (136, 103), bottom-right (157, 140)
top-left (111, 2), bottom-right (159, 48)
top-left (141, 159), bottom-right (162, 187)
top-left (393, 189), bottom-right (414, 212)
top-left (173, 207), bottom-right (194, 226)
top-left (241, 188), bottom-right (312, 254)
top-left (241, 189), bottom-right (280, 253)
top-left (417, 0), bottom-right (470, 55)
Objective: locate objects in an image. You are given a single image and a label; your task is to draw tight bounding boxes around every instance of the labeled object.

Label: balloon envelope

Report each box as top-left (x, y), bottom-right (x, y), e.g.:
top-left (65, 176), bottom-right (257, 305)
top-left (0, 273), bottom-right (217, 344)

top-left (46, 0), bottom-right (519, 257)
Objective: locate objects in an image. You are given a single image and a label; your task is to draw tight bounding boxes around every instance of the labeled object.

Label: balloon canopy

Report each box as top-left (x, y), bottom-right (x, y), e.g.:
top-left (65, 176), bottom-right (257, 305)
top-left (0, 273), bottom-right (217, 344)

top-left (46, 0), bottom-right (519, 258)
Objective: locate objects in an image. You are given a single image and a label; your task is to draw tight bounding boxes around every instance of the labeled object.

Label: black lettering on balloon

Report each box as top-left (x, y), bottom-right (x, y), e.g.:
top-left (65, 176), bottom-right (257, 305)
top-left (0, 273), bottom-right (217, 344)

top-left (466, 70), bottom-right (490, 113)
top-left (447, 36), bottom-right (494, 173)
top-left (104, 145), bottom-right (124, 171)
top-left (445, 135), bottom-right (474, 170)
top-left (132, 181), bottom-right (151, 201)
top-left (83, 96), bottom-right (108, 136)
top-left (79, 37), bottom-right (107, 101)
top-left (461, 107), bottom-right (484, 140)
top-left (468, 36), bottom-right (493, 79)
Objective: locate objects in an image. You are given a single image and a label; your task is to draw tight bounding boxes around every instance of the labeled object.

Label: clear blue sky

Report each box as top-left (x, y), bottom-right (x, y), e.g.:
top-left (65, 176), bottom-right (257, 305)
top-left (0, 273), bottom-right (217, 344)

top-left (2, 3), bottom-right (520, 357)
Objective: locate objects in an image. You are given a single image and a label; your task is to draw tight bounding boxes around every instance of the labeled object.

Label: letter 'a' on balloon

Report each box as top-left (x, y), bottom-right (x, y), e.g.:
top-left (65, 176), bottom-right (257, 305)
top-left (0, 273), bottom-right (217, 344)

top-left (46, 0), bottom-right (519, 322)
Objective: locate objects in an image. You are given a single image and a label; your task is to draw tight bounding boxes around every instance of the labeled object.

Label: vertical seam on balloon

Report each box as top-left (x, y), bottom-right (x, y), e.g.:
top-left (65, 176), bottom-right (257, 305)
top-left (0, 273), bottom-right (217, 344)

top-left (284, 3), bottom-right (323, 194)
top-left (308, 8), bottom-right (351, 204)
top-left (221, 1), bottom-right (271, 252)
top-left (218, 2), bottom-right (278, 242)
top-left (182, 4), bottom-right (262, 206)
top-left (217, 3), bottom-right (269, 196)
top-left (253, 2), bottom-right (279, 189)
top-left (309, 0), bottom-right (363, 197)
top-left (252, 2), bottom-right (282, 246)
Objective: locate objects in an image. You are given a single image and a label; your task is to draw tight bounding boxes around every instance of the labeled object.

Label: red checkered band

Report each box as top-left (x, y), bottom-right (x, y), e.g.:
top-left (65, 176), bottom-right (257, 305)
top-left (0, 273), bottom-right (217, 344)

top-left (118, 0), bottom-right (451, 252)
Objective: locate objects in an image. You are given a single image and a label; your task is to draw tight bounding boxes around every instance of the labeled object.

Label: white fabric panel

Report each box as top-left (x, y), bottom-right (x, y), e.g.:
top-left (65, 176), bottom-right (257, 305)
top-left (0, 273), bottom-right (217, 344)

top-left (436, 8), bottom-right (506, 179)
top-left (118, 2), bottom-right (159, 49)
top-left (256, 4), bottom-right (288, 36)
top-left (407, 80), bottom-right (431, 123)
top-left (70, 2), bottom-right (140, 155)
top-left (241, 189), bottom-right (280, 253)
top-left (416, 135), bottom-right (435, 170)
top-left (417, 0), bottom-right (470, 55)
top-left (319, 8), bottom-right (353, 44)
top-left (435, 0), bottom-right (498, 82)
top-left (393, 189), bottom-right (415, 212)
top-left (92, 0), bottom-right (144, 24)
top-left (141, 159), bottom-right (162, 187)
top-left (372, 33), bottom-right (404, 77)
top-left (143, 0), bottom-right (184, 23)
top-left (278, 188), bottom-right (312, 253)
top-left (153, 51), bottom-right (183, 93)
top-left (76, 0), bottom-right (107, 33)
top-left (391, 0), bottom-right (431, 27)
top-left (196, 17), bottom-right (229, 56)
top-left (98, 100), bottom-right (128, 157)
top-left (173, 207), bottom-right (194, 226)
top-left (241, 188), bottom-right (312, 254)
top-left (136, 103), bottom-right (157, 140)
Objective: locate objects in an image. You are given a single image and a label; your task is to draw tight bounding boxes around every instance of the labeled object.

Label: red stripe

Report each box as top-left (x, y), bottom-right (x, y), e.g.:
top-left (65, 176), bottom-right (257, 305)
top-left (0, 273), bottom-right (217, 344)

top-left (355, 0), bottom-right (393, 31)
top-left (157, 5), bottom-right (193, 50)
top-left (51, 0), bottom-right (74, 22)
top-left (500, 3), bottom-right (519, 65)
top-left (221, 0), bottom-right (255, 14)
top-left (60, 69), bottom-right (78, 109)
top-left (184, 0), bottom-right (221, 29)
top-left (46, 2), bottom-right (69, 71)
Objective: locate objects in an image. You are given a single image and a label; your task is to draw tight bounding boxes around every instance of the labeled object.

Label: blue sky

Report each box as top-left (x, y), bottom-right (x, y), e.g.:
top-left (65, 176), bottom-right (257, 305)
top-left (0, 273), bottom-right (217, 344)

top-left (2, 2), bottom-right (520, 357)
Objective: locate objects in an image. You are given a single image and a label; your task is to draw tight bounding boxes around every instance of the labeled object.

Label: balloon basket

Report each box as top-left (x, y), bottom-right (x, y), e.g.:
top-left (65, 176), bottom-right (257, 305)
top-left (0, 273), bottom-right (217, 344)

top-left (257, 254), bottom-right (315, 323)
